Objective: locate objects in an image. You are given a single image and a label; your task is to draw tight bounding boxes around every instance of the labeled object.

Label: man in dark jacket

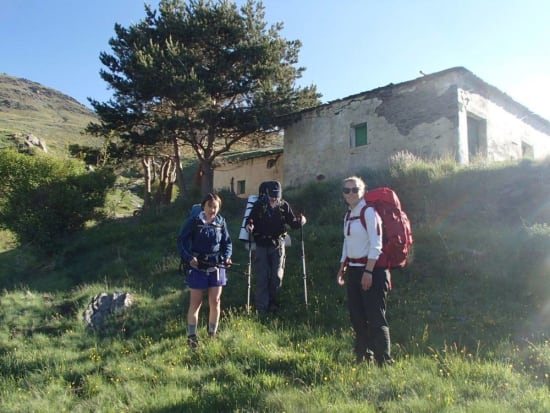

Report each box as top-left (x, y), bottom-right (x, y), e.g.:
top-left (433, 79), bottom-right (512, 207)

top-left (245, 181), bottom-right (306, 313)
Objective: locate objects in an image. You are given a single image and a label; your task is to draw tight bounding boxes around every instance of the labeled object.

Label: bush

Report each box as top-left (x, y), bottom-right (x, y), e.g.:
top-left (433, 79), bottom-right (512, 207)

top-left (0, 150), bottom-right (115, 252)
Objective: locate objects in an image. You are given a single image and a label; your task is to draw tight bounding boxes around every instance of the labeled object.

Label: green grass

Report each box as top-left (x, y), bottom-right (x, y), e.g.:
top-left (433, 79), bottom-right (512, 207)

top-left (0, 157), bottom-right (549, 411)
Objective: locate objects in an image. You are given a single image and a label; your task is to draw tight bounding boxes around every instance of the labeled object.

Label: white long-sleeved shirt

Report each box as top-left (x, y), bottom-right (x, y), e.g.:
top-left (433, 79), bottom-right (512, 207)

top-left (340, 199), bottom-right (383, 266)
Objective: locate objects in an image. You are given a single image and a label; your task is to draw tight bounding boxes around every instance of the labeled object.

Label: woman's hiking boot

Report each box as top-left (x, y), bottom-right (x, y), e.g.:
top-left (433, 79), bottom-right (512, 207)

top-left (187, 334), bottom-right (199, 350)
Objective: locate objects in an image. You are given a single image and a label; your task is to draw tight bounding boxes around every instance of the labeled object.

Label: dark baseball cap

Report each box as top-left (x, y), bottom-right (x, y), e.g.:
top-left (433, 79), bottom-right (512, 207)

top-left (268, 181), bottom-right (281, 198)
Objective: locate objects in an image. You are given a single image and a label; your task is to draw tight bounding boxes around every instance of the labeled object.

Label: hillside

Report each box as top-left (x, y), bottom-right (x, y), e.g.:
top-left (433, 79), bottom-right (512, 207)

top-left (0, 156), bottom-right (549, 411)
top-left (0, 74), bottom-right (548, 412)
top-left (0, 73), bottom-right (102, 156)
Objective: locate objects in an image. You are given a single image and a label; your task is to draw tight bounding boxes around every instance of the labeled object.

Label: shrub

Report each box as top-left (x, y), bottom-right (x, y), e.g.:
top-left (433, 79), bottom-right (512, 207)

top-left (0, 150), bottom-right (115, 252)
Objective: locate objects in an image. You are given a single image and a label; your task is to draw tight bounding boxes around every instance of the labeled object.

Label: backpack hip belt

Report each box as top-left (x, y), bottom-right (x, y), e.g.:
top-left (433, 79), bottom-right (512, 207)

top-left (254, 233), bottom-right (286, 241)
top-left (193, 251), bottom-right (219, 257)
top-left (345, 256), bottom-right (369, 266)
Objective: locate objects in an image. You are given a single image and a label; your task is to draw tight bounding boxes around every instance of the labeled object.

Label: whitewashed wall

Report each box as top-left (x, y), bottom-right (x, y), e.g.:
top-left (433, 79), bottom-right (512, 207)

top-left (284, 68), bottom-right (550, 188)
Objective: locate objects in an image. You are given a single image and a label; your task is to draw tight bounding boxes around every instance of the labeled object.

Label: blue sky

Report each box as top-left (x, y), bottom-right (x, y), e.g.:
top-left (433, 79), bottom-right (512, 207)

top-left (2, 0), bottom-right (549, 120)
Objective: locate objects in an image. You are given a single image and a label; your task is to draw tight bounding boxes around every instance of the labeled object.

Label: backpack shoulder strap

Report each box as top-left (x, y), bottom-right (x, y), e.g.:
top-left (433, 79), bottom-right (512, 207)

top-left (344, 204), bottom-right (368, 234)
top-left (189, 215), bottom-right (201, 233)
top-left (217, 215), bottom-right (226, 230)
top-left (359, 204), bottom-right (368, 231)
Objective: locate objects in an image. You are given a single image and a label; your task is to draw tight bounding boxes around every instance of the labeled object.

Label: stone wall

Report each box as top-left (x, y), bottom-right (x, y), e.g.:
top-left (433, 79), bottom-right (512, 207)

top-left (283, 67), bottom-right (550, 188)
top-left (283, 73), bottom-right (458, 188)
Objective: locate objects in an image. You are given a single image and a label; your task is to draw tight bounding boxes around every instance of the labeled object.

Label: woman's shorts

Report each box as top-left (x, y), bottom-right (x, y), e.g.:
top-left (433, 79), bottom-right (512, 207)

top-left (186, 267), bottom-right (227, 290)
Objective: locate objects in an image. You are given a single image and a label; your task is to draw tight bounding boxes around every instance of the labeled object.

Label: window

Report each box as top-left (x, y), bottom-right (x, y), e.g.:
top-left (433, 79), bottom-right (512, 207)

top-left (467, 114), bottom-right (487, 160)
top-left (522, 141), bottom-right (534, 159)
top-left (353, 123), bottom-right (368, 147)
top-left (237, 180), bottom-right (246, 195)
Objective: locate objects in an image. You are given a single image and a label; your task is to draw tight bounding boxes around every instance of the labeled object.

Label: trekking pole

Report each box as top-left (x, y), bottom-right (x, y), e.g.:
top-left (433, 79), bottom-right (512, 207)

top-left (246, 220), bottom-right (253, 314)
top-left (247, 240), bottom-right (252, 313)
top-left (300, 214), bottom-right (308, 306)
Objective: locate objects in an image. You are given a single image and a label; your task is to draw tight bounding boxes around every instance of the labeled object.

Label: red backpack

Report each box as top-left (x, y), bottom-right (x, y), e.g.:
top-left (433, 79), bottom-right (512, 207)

top-left (346, 187), bottom-right (413, 269)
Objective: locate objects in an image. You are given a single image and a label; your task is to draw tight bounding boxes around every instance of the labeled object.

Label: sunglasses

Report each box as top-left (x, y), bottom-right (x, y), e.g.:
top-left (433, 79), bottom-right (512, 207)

top-left (342, 187), bottom-right (360, 194)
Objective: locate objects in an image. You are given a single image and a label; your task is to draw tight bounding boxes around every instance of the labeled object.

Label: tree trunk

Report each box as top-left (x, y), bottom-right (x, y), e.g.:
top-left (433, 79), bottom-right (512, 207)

top-left (172, 136), bottom-right (186, 196)
top-left (157, 157), bottom-right (177, 205)
top-left (192, 163), bottom-right (203, 189)
top-left (199, 158), bottom-right (215, 197)
top-left (145, 156), bottom-right (177, 208)
top-left (142, 156), bottom-right (154, 210)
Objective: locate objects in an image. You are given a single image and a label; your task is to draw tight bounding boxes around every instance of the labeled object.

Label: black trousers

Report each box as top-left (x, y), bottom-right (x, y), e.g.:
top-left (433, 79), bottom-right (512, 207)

top-left (346, 266), bottom-right (392, 363)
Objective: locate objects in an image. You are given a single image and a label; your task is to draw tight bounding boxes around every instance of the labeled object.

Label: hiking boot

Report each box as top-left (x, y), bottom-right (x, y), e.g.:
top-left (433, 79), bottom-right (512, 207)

top-left (356, 352), bottom-right (375, 365)
top-left (187, 334), bottom-right (199, 350)
top-left (375, 356), bottom-right (395, 367)
top-left (268, 302), bottom-right (280, 313)
top-left (256, 307), bottom-right (269, 315)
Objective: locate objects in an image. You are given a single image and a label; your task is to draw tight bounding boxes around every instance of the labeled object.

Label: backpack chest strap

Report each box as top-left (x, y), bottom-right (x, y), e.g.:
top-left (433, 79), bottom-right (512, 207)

top-left (345, 206), bottom-right (367, 235)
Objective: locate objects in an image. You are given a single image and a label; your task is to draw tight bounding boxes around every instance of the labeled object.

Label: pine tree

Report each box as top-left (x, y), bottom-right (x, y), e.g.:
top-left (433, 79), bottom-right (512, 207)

top-left (87, 0), bottom-right (320, 199)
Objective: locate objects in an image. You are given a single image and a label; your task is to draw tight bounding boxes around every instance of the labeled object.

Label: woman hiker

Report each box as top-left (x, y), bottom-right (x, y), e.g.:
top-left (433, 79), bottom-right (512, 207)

top-left (177, 193), bottom-right (232, 348)
top-left (336, 176), bottom-right (394, 366)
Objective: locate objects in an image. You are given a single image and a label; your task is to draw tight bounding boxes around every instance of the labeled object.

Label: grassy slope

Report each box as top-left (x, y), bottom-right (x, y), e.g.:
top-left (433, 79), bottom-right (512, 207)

top-left (0, 156), bottom-right (549, 411)
top-left (0, 74), bottom-right (102, 156)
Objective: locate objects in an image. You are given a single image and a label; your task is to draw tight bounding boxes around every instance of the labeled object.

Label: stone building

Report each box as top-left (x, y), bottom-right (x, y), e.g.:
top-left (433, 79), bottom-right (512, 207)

top-left (283, 67), bottom-right (550, 188)
top-left (213, 147), bottom-right (283, 198)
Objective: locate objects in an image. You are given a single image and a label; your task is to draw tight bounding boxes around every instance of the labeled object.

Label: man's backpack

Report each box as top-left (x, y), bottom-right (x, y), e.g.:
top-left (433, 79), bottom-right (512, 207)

top-left (347, 187), bottom-right (413, 268)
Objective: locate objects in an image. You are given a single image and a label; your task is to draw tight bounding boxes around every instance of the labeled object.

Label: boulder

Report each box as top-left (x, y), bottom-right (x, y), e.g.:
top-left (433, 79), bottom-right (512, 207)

top-left (83, 292), bottom-right (133, 329)
top-left (24, 134), bottom-right (48, 152)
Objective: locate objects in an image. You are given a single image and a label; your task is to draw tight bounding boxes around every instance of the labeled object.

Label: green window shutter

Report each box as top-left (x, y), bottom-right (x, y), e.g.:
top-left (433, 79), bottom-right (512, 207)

top-left (355, 123), bottom-right (367, 147)
top-left (237, 180), bottom-right (246, 194)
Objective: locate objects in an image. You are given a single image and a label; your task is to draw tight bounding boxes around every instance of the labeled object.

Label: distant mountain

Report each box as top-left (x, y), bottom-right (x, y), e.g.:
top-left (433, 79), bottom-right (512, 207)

top-left (0, 74), bottom-right (284, 161)
top-left (0, 74), bottom-right (102, 156)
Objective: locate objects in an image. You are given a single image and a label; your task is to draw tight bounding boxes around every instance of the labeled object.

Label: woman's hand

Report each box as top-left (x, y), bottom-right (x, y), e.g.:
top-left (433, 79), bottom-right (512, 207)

top-left (361, 272), bottom-right (373, 290)
top-left (337, 268), bottom-right (346, 286)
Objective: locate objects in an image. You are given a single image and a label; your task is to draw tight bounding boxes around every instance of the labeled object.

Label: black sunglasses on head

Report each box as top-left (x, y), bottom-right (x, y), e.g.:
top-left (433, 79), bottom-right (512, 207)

top-left (342, 187), bottom-right (360, 194)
